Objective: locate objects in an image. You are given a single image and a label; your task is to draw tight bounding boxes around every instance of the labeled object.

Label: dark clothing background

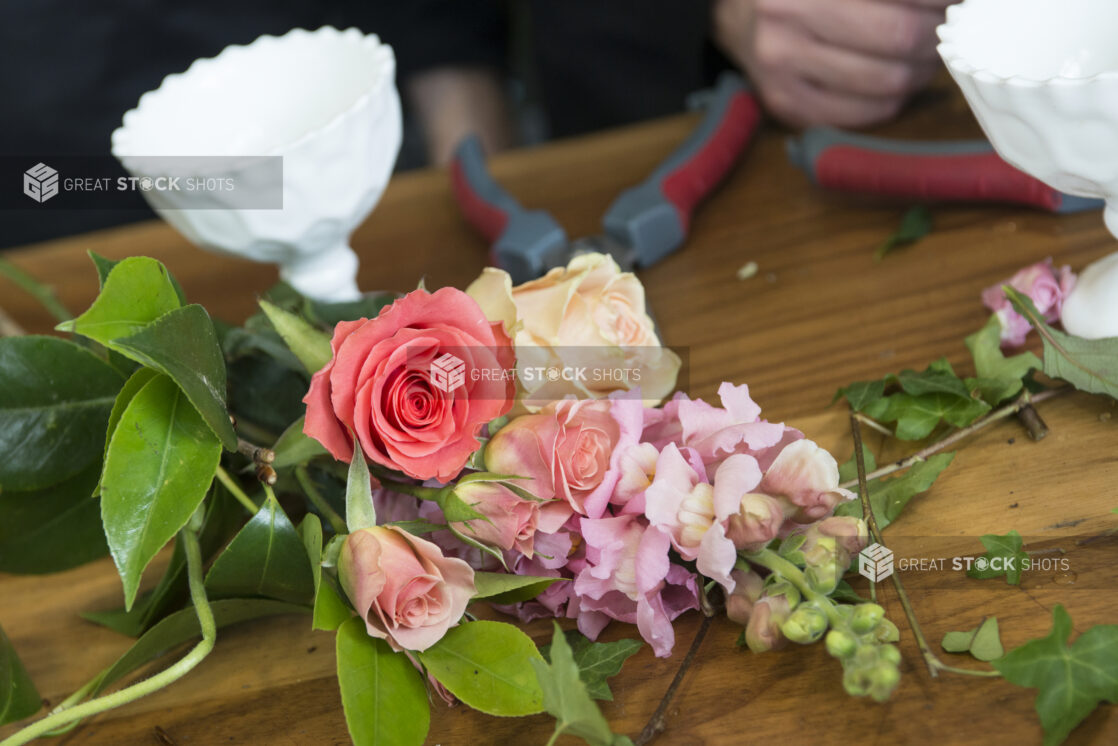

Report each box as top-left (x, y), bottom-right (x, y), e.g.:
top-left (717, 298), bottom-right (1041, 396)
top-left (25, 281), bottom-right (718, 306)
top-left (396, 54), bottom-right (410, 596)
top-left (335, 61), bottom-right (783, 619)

top-left (0, 0), bottom-right (714, 248)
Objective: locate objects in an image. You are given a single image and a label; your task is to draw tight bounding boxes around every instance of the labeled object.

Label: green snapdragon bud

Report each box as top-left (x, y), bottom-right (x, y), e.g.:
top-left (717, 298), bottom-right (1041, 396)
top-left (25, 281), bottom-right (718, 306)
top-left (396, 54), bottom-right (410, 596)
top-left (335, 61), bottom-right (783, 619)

top-left (867, 661), bottom-right (901, 702)
top-left (850, 603), bottom-right (886, 634)
top-left (873, 618), bottom-right (900, 643)
top-left (825, 629), bottom-right (858, 659)
top-left (780, 603), bottom-right (829, 644)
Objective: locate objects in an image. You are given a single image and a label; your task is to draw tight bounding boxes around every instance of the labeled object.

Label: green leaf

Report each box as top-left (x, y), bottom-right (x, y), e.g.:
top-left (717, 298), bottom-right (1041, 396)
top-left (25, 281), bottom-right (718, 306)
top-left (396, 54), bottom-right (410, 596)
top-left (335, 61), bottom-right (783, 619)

top-left (346, 442), bottom-right (377, 532)
top-left (967, 529), bottom-right (1030, 585)
top-left (259, 299), bottom-right (333, 375)
top-left (336, 617), bottom-right (429, 746)
top-left (834, 452), bottom-right (955, 530)
top-left (994, 605), bottom-right (1118, 746)
top-left (0, 624), bottom-right (41, 726)
top-left (0, 462), bottom-right (108, 574)
top-left (109, 304), bottom-right (237, 450)
top-left (838, 450), bottom-right (878, 485)
top-left (83, 490), bottom-right (242, 636)
top-left (205, 496), bottom-right (315, 605)
top-left (305, 293), bottom-right (397, 328)
top-left (301, 516), bottom-right (353, 632)
top-left (834, 379), bottom-right (888, 416)
top-left (89, 598), bottom-right (307, 697)
top-left (941, 617), bottom-right (1003, 662)
top-left (472, 572), bottom-right (562, 604)
top-left (101, 374), bottom-right (222, 609)
top-left (88, 251), bottom-right (186, 304)
top-left (532, 622), bottom-right (633, 746)
top-left (965, 315), bottom-right (1042, 405)
top-left (875, 205), bottom-right (932, 261)
top-left (541, 631), bottom-right (642, 701)
top-left (58, 256), bottom-right (181, 345)
top-left (1006, 288), bottom-right (1118, 399)
top-left (0, 335), bottom-right (124, 491)
top-left (880, 392), bottom-right (989, 440)
top-left (272, 415), bottom-right (327, 468)
top-left (417, 621), bottom-right (545, 716)
top-left (95, 367), bottom-right (159, 496)
top-left (385, 519), bottom-right (446, 536)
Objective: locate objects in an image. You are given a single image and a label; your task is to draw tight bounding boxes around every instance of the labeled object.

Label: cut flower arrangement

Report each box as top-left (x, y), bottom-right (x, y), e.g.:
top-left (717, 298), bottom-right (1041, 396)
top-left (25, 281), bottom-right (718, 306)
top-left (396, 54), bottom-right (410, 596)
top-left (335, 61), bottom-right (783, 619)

top-left (0, 250), bottom-right (1116, 746)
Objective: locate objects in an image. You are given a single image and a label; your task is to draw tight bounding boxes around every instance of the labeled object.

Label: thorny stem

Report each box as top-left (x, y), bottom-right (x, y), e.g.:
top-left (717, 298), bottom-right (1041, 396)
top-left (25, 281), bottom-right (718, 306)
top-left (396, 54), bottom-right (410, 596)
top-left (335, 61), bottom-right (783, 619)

top-left (296, 465), bottom-right (347, 535)
top-left (214, 465), bottom-right (259, 514)
top-left (0, 520), bottom-right (217, 746)
top-left (848, 414), bottom-right (1001, 681)
top-left (839, 387), bottom-right (1068, 490)
top-left (633, 615), bottom-right (713, 746)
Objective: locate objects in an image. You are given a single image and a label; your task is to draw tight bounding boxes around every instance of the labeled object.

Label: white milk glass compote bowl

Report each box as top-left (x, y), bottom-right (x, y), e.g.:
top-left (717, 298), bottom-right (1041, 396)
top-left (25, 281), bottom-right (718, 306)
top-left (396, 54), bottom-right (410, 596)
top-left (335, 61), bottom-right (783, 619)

top-left (938, 0), bottom-right (1118, 337)
top-left (112, 27), bottom-right (402, 301)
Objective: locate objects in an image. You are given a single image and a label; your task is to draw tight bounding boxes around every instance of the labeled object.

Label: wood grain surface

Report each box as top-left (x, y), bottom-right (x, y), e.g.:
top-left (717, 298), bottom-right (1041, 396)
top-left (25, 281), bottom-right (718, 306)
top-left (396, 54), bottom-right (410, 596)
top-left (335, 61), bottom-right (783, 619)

top-left (2, 80), bottom-right (1116, 745)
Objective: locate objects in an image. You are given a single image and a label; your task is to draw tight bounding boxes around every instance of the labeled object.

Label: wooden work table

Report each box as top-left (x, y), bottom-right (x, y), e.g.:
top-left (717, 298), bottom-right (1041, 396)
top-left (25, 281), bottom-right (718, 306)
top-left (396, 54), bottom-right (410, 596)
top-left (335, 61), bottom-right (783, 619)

top-left (2, 82), bottom-right (1116, 745)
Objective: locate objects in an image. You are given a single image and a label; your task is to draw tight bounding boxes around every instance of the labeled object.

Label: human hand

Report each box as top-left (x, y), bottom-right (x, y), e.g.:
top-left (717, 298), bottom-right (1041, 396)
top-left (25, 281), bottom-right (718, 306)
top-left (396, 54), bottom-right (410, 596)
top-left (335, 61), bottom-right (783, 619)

top-left (713, 0), bottom-right (953, 128)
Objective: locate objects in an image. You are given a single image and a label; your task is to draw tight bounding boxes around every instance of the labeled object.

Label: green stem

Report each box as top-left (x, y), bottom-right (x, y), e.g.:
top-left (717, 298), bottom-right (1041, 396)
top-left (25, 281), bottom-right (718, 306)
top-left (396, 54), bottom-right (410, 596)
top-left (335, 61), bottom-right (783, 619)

top-left (0, 523), bottom-right (217, 746)
top-left (296, 465), bottom-right (346, 534)
top-left (376, 476), bottom-right (443, 502)
top-left (215, 465), bottom-right (258, 514)
top-left (744, 548), bottom-right (844, 627)
top-left (0, 256), bottom-right (71, 323)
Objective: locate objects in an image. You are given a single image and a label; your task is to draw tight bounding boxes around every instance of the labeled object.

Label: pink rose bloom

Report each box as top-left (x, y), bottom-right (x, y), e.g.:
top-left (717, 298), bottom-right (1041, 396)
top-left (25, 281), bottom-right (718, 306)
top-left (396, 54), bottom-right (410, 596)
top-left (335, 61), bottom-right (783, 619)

top-left (981, 258), bottom-right (1076, 346)
top-left (303, 287), bottom-right (515, 482)
top-left (485, 395), bottom-right (643, 519)
top-left (642, 383), bottom-right (791, 467)
top-left (574, 514), bottom-right (699, 657)
top-left (338, 526), bottom-right (476, 651)
top-left (450, 481), bottom-right (541, 557)
top-left (758, 439), bottom-right (855, 525)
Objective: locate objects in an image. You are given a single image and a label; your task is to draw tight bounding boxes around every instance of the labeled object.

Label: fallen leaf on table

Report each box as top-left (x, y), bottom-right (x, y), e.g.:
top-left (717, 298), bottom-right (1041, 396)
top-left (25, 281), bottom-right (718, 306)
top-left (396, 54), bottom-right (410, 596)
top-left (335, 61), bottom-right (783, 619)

top-left (875, 206), bottom-right (932, 261)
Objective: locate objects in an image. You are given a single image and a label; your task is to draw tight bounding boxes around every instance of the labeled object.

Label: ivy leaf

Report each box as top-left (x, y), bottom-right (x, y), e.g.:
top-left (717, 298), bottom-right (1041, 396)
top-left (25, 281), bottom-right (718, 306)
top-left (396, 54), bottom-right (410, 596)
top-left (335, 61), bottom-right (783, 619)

top-left (967, 530), bottom-right (1030, 585)
top-left (336, 617), bottom-right (429, 746)
top-left (57, 256), bottom-right (181, 345)
top-left (272, 416), bottom-right (328, 469)
top-left (0, 462), bottom-right (108, 574)
top-left (879, 392), bottom-right (989, 440)
top-left (965, 315), bottom-right (1042, 406)
top-left (472, 572), bottom-right (562, 604)
top-left (531, 622), bottom-right (634, 746)
top-left (258, 299), bottom-right (333, 375)
top-left (205, 496), bottom-right (315, 606)
top-left (941, 617), bottom-right (1004, 662)
top-left (0, 335), bottom-right (124, 491)
top-left (346, 441), bottom-right (377, 532)
top-left (1005, 288), bottom-right (1118, 399)
top-left (0, 623), bottom-right (41, 726)
top-left (833, 379), bottom-right (888, 419)
top-left (838, 450), bottom-right (877, 485)
top-left (109, 304), bottom-right (237, 450)
top-left (994, 605), bottom-right (1118, 746)
top-left (875, 206), bottom-right (932, 261)
top-left (541, 631), bottom-right (643, 701)
top-left (100, 374), bottom-right (222, 610)
top-left (417, 621), bottom-right (545, 716)
top-left (834, 452), bottom-right (955, 530)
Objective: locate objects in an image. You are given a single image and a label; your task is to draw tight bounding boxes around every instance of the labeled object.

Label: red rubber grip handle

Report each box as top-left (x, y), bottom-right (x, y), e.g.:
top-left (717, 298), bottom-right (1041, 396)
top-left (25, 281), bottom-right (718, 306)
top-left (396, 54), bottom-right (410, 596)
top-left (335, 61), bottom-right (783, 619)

top-left (449, 158), bottom-right (510, 243)
top-left (814, 147), bottom-right (1061, 211)
top-left (660, 91), bottom-right (762, 231)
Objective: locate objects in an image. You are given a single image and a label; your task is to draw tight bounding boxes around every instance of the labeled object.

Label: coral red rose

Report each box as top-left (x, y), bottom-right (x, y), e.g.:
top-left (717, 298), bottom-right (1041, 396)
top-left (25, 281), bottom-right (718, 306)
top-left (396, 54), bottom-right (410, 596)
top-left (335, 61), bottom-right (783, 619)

top-left (303, 287), bottom-right (515, 482)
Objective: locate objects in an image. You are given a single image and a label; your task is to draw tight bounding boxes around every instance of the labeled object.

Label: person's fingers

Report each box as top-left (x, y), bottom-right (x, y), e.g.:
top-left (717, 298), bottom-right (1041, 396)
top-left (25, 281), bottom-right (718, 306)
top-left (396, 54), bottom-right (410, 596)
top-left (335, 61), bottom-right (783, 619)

top-left (757, 72), bottom-right (907, 129)
top-left (754, 20), bottom-right (938, 99)
top-left (756, 0), bottom-right (943, 60)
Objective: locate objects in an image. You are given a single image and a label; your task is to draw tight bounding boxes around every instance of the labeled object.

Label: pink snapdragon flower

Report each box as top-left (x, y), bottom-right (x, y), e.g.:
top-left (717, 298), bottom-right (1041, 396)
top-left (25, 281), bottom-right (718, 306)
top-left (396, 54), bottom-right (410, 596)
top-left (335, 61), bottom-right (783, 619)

top-left (981, 258), bottom-right (1076, 346)
top-left (758, 439), bottom-right (855, 525)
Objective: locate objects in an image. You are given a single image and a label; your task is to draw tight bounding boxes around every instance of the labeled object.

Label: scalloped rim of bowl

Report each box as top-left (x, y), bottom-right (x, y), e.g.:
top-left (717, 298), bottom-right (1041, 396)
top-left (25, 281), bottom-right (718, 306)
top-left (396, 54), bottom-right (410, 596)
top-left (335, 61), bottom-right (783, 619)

top-left (937, 0), bottom-right (1118, 88)
top-left (111, 26), bottom-right (395, 176)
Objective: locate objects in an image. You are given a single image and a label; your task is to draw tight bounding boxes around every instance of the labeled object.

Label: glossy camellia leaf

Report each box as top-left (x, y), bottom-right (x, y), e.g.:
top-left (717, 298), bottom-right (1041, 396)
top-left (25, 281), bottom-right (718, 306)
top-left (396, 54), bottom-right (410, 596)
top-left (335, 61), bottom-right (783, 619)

top-left (109, 304), bottom-right (237, 450)
top-left (965, 315), bottom-right (1041, 406)
top-left (300, 515), bottom-right (353, 632)
top-left (57, 256), bottom-right (181, 346)
top-left (967, 529), bottom-right (1030, 586)
top-left (272, 415), bottom-right (328, 469)
top-left (471, 572), bottom-right (562, 605)
top-left (532, 623), bottom-right (634, 746)
top-left (89, 598), bottom-right (308, 698)
top-left (0, 462), bottom-right (107, 574)
top-left (994, 605), bottom-right (1118, 746)
top-left (0, 335), bottom-right (124, 491)
top-left (101, 374), bottom-right (222, 610)
top-left (541, 631), bottom-right (642, 701)
top-left (1006, 288), bottom-right (1118, 400)
top-left (205, 495), bottom-right (315, 605)
top-left (834, 452), bottom-right (955, 530)
top-left (0, 623), bottom-right (41, 726)
top-left (88, 251), bottom-right (187, 303)
top-left (336, 617), bottom-right (429, 746)
top-left (259, 299), bottom-right (333, 375)
top-left (417, 621), bottom-right (545, 716)
top-left (95, 367), bottom-right (158, 496)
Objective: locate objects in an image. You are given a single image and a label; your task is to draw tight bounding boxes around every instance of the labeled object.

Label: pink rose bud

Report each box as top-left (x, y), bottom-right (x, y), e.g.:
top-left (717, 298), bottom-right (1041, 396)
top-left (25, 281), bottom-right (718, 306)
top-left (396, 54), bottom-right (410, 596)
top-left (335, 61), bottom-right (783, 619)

top-left (725, 568), bottom-right (765, 626)
top-left (338, 526), bottom-right (476, 651)
top-left (451, 482), bottom-right (540, 557)
top-left (981, 258), bottom-right (1077, 346)
top-left (725, 493), bottom-right (785, 552)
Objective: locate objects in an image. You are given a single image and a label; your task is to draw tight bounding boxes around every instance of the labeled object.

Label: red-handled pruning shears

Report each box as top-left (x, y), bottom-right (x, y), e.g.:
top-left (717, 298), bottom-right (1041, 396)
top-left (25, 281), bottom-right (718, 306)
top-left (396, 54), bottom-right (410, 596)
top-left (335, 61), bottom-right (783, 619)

top-left (786, 127), bottom-right (1103, 214)
top-left (450, 72), bottom-right (762, 283)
